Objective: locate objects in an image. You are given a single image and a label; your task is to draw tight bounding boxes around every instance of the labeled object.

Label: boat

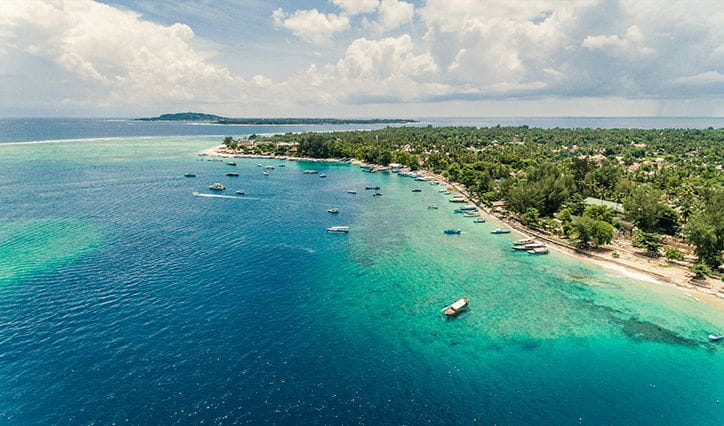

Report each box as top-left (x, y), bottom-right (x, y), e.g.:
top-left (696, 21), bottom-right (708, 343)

top-left (256, 163), bottom-right (263, 167)
top-left (709, 333), bottom-right (723, 341)
top-left (326, 226), bottom-right (349, 233)
top-left (444, 228), bottom-right (461, 235)
top-left (278, 164), bottom-right (286, 167)
top-left (373, 192), bottom-right (383, 197)
top-left (362, 168), bottom-right (376, 173)
top-left (365, 186), bottom-right (381, 190)
top-left (264, 165), bottom-right (275, 170)
top-left (303, 170), bottom-right (318, 174)
top-left (327, 208), bottom-right (340, 214)
top-left (463, 212), bottom-right (478, 217)
top-left (514, 238), bottom-right (535, 245)
top-left (184, 173), bottom-right (196, 177)
top-left (415, 177), bottom-right (428, 181)
top-left (449, 196), bottom-right (466, 203)
top-left (346, 190), bottom-right (357, 194)
top-left (227, 161), bottom-right (237, 166)
top-left (442, 297), bottom-right (469, 316)
top-left (411, 188), bottom-right (422, 192)
top-left (473, 218), bottom-right (486, 223)
top-left (528, 247), bottom-right (549, 255)
top-left (491, 228), bottom-right (511, 234)
top-left (319, 174), bottom-right (327, 178)
top-left (429, 181), bottom-right (440, 185)
top-left (459, 205), bottom-right (478, 211)
top-left (235, 190), bottom-right (245, 195)
top-left (225, 172), bottom-right (239, 176)
top-left (427, 205), bottom-right (438, 209)
top-left (262, 171), bottom-right (269, 176)
top-left (208, 183), bottom-right (225, 191)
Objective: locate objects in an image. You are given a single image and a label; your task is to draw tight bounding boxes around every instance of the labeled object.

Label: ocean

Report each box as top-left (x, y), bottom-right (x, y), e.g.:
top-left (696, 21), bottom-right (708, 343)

top-left (0, 118), bottom-right (722, 423)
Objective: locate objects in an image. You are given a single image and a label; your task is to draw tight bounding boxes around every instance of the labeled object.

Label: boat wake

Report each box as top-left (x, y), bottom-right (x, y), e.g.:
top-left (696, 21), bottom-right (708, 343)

top-left (192, 192), bottom-right (253, 200)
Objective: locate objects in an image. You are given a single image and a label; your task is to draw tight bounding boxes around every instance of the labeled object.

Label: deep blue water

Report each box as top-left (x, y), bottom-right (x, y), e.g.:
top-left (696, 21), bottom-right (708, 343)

top-left (0, 123), bottom-right (722, 424)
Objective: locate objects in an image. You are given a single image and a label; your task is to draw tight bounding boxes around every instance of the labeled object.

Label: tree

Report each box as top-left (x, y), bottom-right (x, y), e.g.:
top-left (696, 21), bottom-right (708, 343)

top-left (573, 216), bottom-right (614, 248)
top-left (520, 208), bottom-right (541, 228)
top-left (633, 231), bottom-right (662, 257)
top-left (690, 263), bottom-right (711, 280)
top-left (623, 186), bottom-right (665, 231)
top-left (664, 247), bottom-right (684, 261)
top-left (583, 204), bottom-right (615, 224)
top-left (685, 190), bottom-right (723, 268)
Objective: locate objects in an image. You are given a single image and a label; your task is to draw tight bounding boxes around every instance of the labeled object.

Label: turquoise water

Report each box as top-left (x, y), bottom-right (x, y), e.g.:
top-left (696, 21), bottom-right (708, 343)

top-left (0, 135), bottom-right (722, 423)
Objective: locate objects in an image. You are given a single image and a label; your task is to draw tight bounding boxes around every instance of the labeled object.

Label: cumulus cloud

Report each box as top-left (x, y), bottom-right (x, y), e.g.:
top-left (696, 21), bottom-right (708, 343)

top-left (0, 0), bottom-right (238, 106)
top-left (272, 8), bottom-right (350, 44)
top-left (582, 25), bottom-right (655, 56)
top-left (673, 71), bottom-right (724, 86)
top-left (370, 0), bottom-right (415, 32)
top-left (330, 0), bottom-right (380, 15)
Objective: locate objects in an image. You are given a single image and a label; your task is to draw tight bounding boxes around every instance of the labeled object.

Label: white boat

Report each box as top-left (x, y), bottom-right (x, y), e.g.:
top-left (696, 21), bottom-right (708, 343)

top-left (473, 218), bottom-right (485, 223)
top-left (235, 190), bottom-right (245, 195)
top-left (208, 183), bottom-right (225, 190)
top-left (319, 173), bottom-right (327, 178)
top-left (262, 171), bottom-right (269, 176)
top-left (491, 228), bottom-right (511, 234)
top-left (326, 226), bottom-right (349, 233)
top-left (528, 247), bottom-right (549, 255)
top-left (709, 333), bottom-right (722, 341)
top-left (442, 297), bottom-right (469, 316)
top-left (256, 163), bottom-right (262, 167)
top-left (346, 189), bottom-right (357, 194)
top-left (449, 196), bottom-right (466, 203)
top-left (459, 205), bottom-right (478, 211)
top-left (303, 170), bottom-right (318, 174)
top-left (264, 165), bottom-right (275, 170)
top-left (514, 238), bottom-right (535, 245)
top-left (327, 208), bottom-right (340, 214)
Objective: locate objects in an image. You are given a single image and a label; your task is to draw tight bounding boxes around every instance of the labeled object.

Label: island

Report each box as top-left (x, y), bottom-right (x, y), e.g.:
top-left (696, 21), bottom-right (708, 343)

top-left (136, 112), bottom-right (417, 125)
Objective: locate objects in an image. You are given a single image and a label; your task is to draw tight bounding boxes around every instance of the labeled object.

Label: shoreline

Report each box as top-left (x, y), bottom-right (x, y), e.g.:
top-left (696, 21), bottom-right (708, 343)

top-left (204, 145), bottom-right (724, 306)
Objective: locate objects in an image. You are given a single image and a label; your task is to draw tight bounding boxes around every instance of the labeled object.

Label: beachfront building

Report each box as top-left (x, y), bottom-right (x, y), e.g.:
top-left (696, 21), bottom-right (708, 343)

top-left (583, 197), bottom-right (624, 213)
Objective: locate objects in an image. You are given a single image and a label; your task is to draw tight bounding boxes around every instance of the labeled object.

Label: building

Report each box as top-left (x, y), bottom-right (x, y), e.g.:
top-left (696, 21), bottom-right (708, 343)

top-left (584, 197), bottom-right (624, 213)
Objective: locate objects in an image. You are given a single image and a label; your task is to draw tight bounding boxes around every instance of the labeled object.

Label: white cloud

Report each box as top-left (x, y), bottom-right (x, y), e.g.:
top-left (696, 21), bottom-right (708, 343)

top-left (582, 25), bottom-right (655, 56)
top-left (673, 71), bottom-right (724, 86)
top-left (330, 0), bottom-right (380, 15)
top-left (0, 0), bottom-right (238, 105)
top-left (372, 0), bottom-right (415, 32)
top-left (272, 8), bottom-right (350, 44)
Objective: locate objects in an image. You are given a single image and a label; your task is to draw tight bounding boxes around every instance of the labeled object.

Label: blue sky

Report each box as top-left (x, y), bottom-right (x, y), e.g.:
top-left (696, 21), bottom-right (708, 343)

top-left (1, 0), bottom-right (722, 117)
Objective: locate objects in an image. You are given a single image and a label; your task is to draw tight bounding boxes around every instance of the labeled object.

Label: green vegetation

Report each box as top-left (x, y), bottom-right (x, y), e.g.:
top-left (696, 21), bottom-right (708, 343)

top-left (249, 125), bottom-right (723, 268)
top-left (137, 112), bottom-right (416, 125)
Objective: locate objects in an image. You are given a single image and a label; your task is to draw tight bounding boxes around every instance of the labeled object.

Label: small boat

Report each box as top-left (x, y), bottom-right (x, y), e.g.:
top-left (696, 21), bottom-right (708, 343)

top-left (278, 164), bottom-right (286, 167)
top-left (459, 205), bottom-right (478, 211)
top-left (473, 218), bottom-right (486, 223)
top-left (411, 188), bottom-right (422, 192)
top-left (373, 192), bottom-right (383, 197)
top-left (449, 196), bottom-right (466, 203)
top-left (491, 228), bottom-right (511, 234)
top-left (709, 333), bottom-right (723, 341)
top-left (442, 297), bottom-right (469, 316)
top-left (514, 238), bottom-right (535, 245)
top-left (225, 172), bottom-right (239, 176)
top-left (235, 190), bottom-right (245, 195)
top-left (365, 186), bottom-right (381, 190)
top-left (362, 168), bottom-right (376, 173)
top-left (198, 153), bottom-right (208, 157)
top-left (256, 163), bottom-right (263, 167)
top-left (326, 226), bottom-right (349, 233)
top-left (444, 228), bottom-right (461, 235)
top-left (319, 174), bottom-right (327, 178)
top-left (264, 165), bottom-right (275, 170)
top-left (227, 161), bottom-right (237, 166)
top-left (184, 173), bottom-right (196, 178)
top-left (414, 177), bottom-right (428, 181)
top-left (463, 212), bottom-right (478, 217)
top-left (303, 170), bottom-right (318, 174)
top-left (209, 183), bottom-right (225, 191)
top-left (429, 181), bottom-right (440, 185)
top-left (262, 171), bottom-right (269, 176)
top-left (427, 205), bottom-right (438, 210)
top-left (346, 190), bottom-right (357, 194)
top-left (327, 208), bottom-right (340, 214)
top-left (528, 247), bottom-right (549, 255)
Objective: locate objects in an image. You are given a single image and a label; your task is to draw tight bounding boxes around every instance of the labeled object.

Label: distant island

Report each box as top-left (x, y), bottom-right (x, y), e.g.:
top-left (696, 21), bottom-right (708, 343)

top-left (136, 112), bottom-right (417, 125)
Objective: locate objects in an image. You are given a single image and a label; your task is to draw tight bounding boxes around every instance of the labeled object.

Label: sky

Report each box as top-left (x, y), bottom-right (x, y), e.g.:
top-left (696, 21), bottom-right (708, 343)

top-left (0, 0), bottom-right (723, 118)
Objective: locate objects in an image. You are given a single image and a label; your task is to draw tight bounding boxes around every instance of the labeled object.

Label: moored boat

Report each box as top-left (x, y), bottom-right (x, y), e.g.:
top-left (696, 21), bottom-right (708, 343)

top-left (264, 165), bottom-right (275, 170)
top-left (209, 183), bottom-right (225, 191)
top-left (491, 228), bottom-right (511, 234)
top-left (262, 171), bottom-right (269, 176)
top-left (449, 196), bottom-right (466, 203)
top-left (319, 173), bottom-right (327, 178)
top-left (442, 297), bottom-right (469, 316)
top-left (327, 208), bottom-right (340, 214)
top-left (709, 333), bottom-right (722, 341)
top-left (411, 188), bottom-right (422, 192)
top-left (473, 218), bottom-right (486, 223)
top-left (444, 228), bottom-right (461, 235)
top-left (225, 172), bottom-right (239, 176)
top-left (427, 205), bottom-right (438, 209)
top-left (226, 161), bottom-right (237, 166)
top-left (235, 190), bottom-right (245, 195)
top-left (373, 192), bottom-right (383, 197)
top-left (528, 247), bottom-right (549, 255)
top-left (365, 186), bottom-right (381, 190)
top-left (459, 205), bottom-right (478, 211)
top-left (514, 238), bottom-right (535, 245)
top-left (303, 170), bottom-right (318, 174)
top-left (346, 189), bottom-right (357, 194)
top-left (326, 226), bottom-right (349, 233)
top-left (184, 173), bottom-right (196, 177)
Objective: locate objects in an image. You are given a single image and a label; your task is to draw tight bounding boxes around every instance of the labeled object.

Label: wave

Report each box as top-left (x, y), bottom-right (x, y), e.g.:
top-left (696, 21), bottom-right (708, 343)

top-left (192, 192), bottom-right (255, 200)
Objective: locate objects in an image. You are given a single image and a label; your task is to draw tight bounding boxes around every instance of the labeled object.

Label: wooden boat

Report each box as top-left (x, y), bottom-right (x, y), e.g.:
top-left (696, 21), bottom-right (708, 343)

top-left (463, 212), bottom-right (478, 217)
top-left (184, 173), bottom-right (196, 177)
top-left (444, 228), bottom-right (461, 235)
top-left (514, 238), bottom-right (535, 245)
top-left (225, 172), bottom-right (239, 176)
top-left (442, 297), bottom-right (469, 316)
top-left (528, 247), bottom-right (549, 255)
top-left (449, 196), bottom-right (466, 203)
top-left (473, 218), bottom-right (486, 223)
top-left (303, 170), bottom-right (318, 174)
top-left (491, 228), bottom-right (511, 234)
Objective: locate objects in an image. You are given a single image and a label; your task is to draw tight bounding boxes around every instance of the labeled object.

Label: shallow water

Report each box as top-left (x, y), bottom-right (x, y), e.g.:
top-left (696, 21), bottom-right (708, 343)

top-left (0, 136), bottom-right (721, 423)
